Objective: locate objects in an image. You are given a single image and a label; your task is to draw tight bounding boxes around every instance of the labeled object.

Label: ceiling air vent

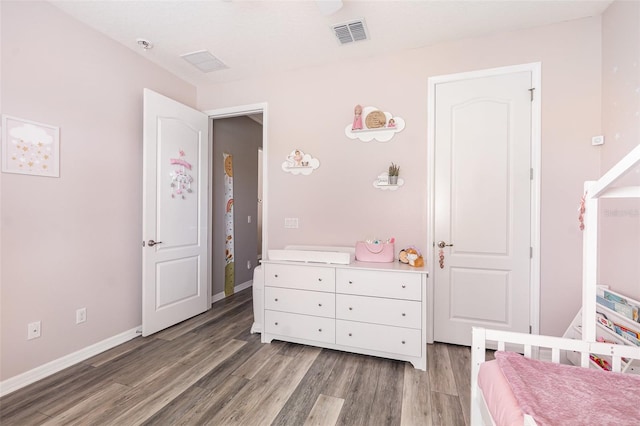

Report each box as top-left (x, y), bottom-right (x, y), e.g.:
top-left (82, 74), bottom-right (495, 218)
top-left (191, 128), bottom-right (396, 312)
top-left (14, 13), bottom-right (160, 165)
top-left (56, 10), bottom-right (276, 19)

top-left (331, 19), bottom-right (369, 45)
top-left (180, 50), bottom-right (228, 73)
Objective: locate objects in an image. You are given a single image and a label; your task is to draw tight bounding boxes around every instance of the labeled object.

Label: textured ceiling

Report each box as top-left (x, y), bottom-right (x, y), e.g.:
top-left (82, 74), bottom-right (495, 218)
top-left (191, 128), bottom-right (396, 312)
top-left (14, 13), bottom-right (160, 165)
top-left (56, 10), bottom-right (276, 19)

top-left (49, 0), bottom-right (613, 88)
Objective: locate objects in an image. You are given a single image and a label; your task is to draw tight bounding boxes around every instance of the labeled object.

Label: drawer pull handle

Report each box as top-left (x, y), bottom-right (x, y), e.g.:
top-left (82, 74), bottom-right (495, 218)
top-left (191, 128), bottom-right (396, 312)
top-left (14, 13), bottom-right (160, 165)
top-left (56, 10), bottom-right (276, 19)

top-left (318, 303), bottom-right (322, 307)
top-left (275, 274), bottom-right (279, 278)
top-left (348, 280), bottom-right (353, 284)
top-left (318, 328), bottom-right (322, 332)
top-left (275, 322), bottom-right (279, 326)
top-left (348, 333), bottom-right (352, 337)
top-left (401, 284), bottom-right (406, 288)
top-left (349, 307), bottom-right (353, 311)
top-left (402, 313), bottom-right (406, 317)
top-left (275, 298), bottom-right (278, 302)
top-left (318, 278), bottom-right (323, 282)
top-left (402, 340), bottom-right (406, 344)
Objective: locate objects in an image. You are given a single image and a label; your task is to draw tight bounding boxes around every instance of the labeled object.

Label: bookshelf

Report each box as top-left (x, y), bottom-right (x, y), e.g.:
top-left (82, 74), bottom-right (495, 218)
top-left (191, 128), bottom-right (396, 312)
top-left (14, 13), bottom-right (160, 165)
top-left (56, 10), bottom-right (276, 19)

top-left (563, 287), bottom-right (640, 374)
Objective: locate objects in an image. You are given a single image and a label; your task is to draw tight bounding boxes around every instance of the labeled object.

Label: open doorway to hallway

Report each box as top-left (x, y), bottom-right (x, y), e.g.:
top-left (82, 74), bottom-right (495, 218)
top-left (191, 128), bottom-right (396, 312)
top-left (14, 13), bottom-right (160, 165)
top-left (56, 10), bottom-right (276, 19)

top-left (211, 114), bottom-right (263, 301)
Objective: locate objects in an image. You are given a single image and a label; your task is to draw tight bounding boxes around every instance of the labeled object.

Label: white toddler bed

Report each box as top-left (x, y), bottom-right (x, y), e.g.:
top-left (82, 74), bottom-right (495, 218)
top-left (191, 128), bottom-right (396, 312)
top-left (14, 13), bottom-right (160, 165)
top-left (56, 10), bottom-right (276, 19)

top-left (470, 144), bottom-right (640, 425)
top-left (471, 327), bottom-right (640, 426)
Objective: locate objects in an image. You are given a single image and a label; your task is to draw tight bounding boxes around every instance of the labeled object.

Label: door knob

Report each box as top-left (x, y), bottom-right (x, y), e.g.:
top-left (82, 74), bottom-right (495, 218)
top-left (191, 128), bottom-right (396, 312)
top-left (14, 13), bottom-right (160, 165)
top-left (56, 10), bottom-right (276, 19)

top-left (148, 239), bottom-right (163, 247)
top-left (437, 241), bottom-right (454, 248)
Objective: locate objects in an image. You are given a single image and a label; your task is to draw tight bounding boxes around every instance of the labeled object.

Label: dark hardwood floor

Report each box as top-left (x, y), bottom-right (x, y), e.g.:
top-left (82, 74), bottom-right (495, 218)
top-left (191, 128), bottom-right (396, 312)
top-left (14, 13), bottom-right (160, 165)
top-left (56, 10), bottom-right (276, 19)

top-left (0, 288), bottom-right (473, 425)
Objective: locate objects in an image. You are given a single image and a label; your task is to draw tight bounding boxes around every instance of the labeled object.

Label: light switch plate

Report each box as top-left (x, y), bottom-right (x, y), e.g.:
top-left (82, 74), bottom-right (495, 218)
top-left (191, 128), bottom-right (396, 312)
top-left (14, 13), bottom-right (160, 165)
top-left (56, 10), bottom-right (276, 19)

top-left (284, 218), bottom-right (299, 228)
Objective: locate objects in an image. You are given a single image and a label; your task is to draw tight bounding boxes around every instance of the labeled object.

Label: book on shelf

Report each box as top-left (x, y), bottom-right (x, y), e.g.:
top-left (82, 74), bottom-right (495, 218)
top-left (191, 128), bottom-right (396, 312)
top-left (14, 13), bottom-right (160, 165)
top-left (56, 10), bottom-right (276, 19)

top-left (601, 289), bottom-right (640, 323)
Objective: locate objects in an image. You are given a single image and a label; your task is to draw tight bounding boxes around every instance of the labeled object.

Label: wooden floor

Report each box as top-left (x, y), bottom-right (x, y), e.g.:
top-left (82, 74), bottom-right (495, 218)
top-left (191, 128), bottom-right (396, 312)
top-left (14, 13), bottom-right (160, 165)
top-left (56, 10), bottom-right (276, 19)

top-left (0, 288), bottom-right (475, 426)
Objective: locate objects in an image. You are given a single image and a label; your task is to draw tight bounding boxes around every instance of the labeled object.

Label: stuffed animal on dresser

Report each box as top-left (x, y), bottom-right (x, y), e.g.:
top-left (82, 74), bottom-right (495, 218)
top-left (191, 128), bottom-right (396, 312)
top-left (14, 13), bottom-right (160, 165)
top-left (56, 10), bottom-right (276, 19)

top-left (399, 247), bottom-right (424, 267)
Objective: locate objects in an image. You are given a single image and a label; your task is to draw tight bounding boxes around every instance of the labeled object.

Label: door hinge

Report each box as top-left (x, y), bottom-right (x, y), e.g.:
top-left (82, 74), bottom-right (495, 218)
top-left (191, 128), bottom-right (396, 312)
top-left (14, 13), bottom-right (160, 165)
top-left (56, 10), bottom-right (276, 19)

top-left (530, 247), bottom-right (533, 258)
top-left (528, 87), bottom-right (535, 101)
top-left (530, 168), bottom-right (534, 180)
top-left (529, 325), bottom-right (532, 334)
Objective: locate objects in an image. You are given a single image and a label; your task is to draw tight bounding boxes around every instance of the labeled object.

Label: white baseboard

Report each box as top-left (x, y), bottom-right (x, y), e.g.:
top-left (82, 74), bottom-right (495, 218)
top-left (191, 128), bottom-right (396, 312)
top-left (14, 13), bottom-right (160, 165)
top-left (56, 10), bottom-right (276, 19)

top-left (0, 326), bottom-right (140, 397)
top-left (211, 280), bottom-right (253, 304)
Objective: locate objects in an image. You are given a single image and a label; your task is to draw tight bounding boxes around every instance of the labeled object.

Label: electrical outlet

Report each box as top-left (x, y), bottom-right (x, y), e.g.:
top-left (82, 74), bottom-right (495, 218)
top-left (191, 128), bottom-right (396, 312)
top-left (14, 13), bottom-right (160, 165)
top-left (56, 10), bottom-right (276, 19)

top-left (28, 321), bottom-right (41, 340)
top-left (76, 307), bottom-right (87, 324)
top-left (592, 135), bottom-right (604, 146)
top-left (247, 260), bottom-right (252, 270)
top-left (247, 215), bottom-right (252, 223)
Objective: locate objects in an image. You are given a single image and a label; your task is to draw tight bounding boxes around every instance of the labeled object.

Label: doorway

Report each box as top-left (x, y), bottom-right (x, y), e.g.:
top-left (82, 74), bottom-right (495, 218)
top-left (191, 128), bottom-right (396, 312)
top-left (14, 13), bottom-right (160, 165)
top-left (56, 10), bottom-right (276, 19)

top-left (205, 103), bottom-right (268, 303)
top-left (427, 64), bottom-right (541, 346)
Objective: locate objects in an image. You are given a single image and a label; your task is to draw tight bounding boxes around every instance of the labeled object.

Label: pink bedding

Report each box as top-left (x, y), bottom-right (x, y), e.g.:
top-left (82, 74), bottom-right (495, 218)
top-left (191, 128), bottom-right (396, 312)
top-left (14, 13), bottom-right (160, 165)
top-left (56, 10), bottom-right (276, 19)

top-left (478, 359), bottom-right (524, 426)
top-left (495, 351), bottom-right (640, 426)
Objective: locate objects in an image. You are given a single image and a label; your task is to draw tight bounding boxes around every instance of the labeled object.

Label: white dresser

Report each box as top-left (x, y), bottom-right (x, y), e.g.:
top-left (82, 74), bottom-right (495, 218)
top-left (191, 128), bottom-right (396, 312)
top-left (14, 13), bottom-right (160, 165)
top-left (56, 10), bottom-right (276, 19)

top-left (261, 260), bottom-right (429, 370)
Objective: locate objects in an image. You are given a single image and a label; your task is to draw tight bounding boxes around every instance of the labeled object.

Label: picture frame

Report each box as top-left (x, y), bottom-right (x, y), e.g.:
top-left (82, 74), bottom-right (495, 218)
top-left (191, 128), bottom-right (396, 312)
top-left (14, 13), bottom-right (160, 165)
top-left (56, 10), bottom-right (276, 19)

top-left (2, 115), bottom-right (60, 177)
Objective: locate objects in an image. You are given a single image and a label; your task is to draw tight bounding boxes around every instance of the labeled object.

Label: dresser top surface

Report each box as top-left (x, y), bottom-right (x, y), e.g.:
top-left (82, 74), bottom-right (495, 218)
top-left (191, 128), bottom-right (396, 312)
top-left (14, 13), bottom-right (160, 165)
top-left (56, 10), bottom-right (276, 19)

top-left (261, 259), bottom-right (428, 275)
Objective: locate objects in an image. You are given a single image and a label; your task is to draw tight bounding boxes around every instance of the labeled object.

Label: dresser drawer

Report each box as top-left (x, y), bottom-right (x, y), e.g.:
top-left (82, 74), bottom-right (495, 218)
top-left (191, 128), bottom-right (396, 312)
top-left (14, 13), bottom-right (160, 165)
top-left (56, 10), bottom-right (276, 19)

top-left (265, 287), bottom-right (335, 318)
top-left (265, 310), bottom-right (335, 344)
top-left (336, 294), bottom-right (421, 329)
top-left (265, 263), bottom-right (335, 292)
top-left (336, 320), bottom-right (422, 357)
top-left (336, 269), bottom-right (421, 300)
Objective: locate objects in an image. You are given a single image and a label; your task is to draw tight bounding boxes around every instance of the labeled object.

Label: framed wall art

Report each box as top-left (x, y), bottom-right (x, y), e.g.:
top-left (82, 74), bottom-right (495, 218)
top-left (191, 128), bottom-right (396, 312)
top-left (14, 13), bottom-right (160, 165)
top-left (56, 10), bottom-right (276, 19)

top-left (2, 115), bottom-right (60, 177)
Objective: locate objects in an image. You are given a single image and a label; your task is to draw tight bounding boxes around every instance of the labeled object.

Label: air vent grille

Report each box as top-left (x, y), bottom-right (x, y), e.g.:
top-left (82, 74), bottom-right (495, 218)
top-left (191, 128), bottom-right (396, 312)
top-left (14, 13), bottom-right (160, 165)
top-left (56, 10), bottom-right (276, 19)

top-left (180, 50), bottom-right (228, 73)
top-left (332, 19), bottom-right (369, 45)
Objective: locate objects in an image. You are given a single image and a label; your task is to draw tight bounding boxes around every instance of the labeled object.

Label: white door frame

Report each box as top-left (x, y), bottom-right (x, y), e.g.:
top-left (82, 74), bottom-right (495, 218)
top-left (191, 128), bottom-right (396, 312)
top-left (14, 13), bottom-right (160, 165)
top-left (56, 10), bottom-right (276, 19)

top-left (426, 63), bottom-right (541, 342)
top-left (202, 103), bottom-right (269, 299)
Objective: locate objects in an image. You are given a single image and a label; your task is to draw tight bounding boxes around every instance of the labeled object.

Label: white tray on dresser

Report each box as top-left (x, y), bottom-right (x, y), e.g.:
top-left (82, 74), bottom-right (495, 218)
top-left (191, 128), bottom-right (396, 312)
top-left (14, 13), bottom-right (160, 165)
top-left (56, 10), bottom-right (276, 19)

top-left (267, 245), bottom-right (355, 265)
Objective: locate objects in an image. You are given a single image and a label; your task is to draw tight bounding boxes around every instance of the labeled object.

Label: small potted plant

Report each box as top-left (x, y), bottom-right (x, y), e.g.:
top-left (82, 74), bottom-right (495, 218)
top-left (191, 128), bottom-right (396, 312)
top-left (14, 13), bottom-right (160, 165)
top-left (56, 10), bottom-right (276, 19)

top-left (388, 162), bottom-right (400, 185)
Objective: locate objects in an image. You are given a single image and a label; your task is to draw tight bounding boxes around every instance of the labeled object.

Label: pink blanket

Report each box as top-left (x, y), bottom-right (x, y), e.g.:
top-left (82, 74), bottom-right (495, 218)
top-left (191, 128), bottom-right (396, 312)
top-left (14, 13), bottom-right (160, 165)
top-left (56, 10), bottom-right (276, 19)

top-left (496, 351), bottom-right (640, 426)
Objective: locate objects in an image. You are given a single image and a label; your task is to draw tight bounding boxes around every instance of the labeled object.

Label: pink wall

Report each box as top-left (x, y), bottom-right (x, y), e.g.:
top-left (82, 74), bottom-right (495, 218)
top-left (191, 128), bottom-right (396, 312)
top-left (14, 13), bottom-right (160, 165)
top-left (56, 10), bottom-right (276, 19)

top-left (198, 17), bottom-right (604, 338)
top-left (0, 1), bottom-right (196, 381)
top-left (599, 0), bottom-right (640, 301)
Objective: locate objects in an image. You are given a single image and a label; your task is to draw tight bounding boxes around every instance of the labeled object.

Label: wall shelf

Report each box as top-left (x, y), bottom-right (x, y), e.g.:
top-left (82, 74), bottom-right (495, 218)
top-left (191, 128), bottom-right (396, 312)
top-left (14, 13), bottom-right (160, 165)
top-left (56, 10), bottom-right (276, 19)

top-left (345, 106), bottom-right (405, 143)
top-left (373, 172), bottom-right (404, 190)
top-left (281, 149), bottom-right (320, 175)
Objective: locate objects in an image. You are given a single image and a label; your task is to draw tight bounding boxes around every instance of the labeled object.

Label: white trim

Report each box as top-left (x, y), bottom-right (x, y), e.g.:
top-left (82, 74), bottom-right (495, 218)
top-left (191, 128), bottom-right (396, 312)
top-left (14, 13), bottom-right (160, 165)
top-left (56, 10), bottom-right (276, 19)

top-left (529, 62), bottom-right (542, 335)
top-left (211, 280), bottom-right (253, 304)
top-left (428, 62), bottom-right (540, 84)
top-left (0, 327), bottom-right (140, 397)
top-left (426, 77), bottom-right (436, 344)
top-left (427, 62), bottom-right (542, 339)
top-left (203, 102), bottom-right (269, 276)
top-left (203, 102), bottom-right (267, 119)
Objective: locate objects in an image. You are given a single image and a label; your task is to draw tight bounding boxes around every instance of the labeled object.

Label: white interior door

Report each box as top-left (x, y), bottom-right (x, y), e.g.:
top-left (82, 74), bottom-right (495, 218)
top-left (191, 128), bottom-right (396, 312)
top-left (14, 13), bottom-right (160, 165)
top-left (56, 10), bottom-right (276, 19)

top-left (142, 89), bottom-right (209, 336)
top-left (433, 70), bottom-right (533, 346)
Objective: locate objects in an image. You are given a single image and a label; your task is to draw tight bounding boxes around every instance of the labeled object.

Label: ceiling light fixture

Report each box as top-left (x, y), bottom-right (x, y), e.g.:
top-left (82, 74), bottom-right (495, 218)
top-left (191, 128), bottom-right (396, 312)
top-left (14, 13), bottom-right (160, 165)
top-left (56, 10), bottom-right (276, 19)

top-left (136, 38), bottom-right (153, 50)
